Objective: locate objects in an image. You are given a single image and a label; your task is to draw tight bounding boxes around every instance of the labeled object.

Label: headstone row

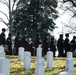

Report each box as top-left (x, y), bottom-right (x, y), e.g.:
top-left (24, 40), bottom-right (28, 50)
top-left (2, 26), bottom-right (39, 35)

top-left (0, 45), bottom-right (74, 75)
top-left (18, 47), bottom-right (31, 70)
top-left (0, 46), bottom-right (10, 75)
top-left (18, 45), bottom-right (54, 75)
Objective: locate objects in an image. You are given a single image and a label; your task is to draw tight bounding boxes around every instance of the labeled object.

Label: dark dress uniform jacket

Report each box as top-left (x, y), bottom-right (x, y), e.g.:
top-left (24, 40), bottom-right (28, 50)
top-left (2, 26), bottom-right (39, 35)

top-left (57, 38), bottom-right (64, 57)
top-left (7, 36), bottom-right (12, 55)
top-left (50, 40), bottom-right (56, 57)
top-left (21, 36), bottom-right (29, 51)
top-left (70, 39), bottom-right (76, 51)
top-left (64, 38), bottom-right (71, 57)
top-left (14, 35), bottom-right (22, 55)
top-left (64, 38), bottom-right (71, 52)
top-left (28, 41), bottom-right (34, 56)
top-left (0, 32), bottom-right (6, 46)
top-left (42, 37), bottom-right (48, 56)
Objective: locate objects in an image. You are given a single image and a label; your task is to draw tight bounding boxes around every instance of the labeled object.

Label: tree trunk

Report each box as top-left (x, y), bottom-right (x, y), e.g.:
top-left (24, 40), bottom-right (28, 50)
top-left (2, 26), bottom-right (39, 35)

top-left (9, 0), bottom-right (12, 55)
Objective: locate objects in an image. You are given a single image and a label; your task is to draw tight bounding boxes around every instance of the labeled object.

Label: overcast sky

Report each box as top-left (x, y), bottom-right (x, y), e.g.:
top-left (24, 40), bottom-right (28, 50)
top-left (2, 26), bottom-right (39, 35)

top-left (53, 0), bottom-right (76, 40)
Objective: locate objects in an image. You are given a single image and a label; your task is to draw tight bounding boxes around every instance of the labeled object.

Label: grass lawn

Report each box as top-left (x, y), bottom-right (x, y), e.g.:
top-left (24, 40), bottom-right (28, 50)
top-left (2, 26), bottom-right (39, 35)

top-left (6, 55), bottom-right (76, 75)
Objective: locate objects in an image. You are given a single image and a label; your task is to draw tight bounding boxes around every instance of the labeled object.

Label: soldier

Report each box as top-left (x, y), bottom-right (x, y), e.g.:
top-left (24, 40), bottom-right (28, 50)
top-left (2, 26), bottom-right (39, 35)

top-left (21, 32), bottom-right (29, 51)
top-left (42, 33), bottom-right (49, 56)
top-left (57, 34), bottom-right (64, 57)
top-left (34, 33), bottom-right (42, 48)
top-left (28, 38), bottom-right (35, 56)
top-left (70, 36), bottom-right (76, 52)
top-left (34, 33), bottom-right (42, 55)
top-left (0, 28), bottom-right (6, 46)
top-left (6, 33), bottom-right (12, 55)
top-left (64, 33), bottom-right (71, 57)
top-left (14, 32), bottom-right (22, 55)
top-left (49, 36), bottom-right (56, 57)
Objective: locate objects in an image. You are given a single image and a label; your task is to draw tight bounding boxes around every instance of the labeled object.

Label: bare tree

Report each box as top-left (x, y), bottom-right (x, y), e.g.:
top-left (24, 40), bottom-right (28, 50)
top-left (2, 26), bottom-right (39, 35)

top-left (56, 0), bottom-right (76, 34)
top-left (0, 0), bottom-right (18, 34)
top-left (63, 0), bottom-right (76, 7)
top-left (0, 0), bottom-right (19, 54)
top-left (58, 0), bottom-right (76, 17)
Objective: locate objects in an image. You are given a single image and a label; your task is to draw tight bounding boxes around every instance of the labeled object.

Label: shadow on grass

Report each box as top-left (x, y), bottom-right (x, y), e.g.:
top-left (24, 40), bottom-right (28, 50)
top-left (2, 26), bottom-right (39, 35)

top-left (74, 64), bottom-right (76, 67)
top-left (54, 57), bottom-right (66, 60)
top-left (6, 55), bottom-right (18, 59)
top-left (10, 67), bottom-right (35, 75)
top-left (45, 66), bottom-right (65, 75)
top-left (10, 66), bottom-right (65, 75)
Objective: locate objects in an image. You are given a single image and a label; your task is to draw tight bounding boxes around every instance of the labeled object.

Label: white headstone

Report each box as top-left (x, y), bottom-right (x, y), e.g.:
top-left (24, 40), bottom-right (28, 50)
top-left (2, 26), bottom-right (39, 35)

top-left (65, 59), bottom-right (74, 75)
top-left (67, 52), bottom-right (73, 59)
top-left (0, 52), bottom-right (5, 58)
top-left (24, 51), bottom-right (31, 70)
top-left (47, 51), bottom-right (53, 69)
top-left (0, 58), bottom-right (10, 75)
top-left (35, 58), bottom-right (45, 75)
top-left (18, 47), bottom-right (24, 61)
top-left (65, 52), bottom-right (74, 75)
top-left (0, 46), bottom-right (4, 52)
top-left (37, 44), bottom-right (42, 58)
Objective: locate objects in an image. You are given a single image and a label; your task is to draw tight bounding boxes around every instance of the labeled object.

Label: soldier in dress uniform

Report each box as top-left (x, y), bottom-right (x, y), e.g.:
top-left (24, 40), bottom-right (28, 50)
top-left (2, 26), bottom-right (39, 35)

top-left (64, 33), bottom-right (71, 57)
top-left (14, 32), bottom-right (22, 55)
top-left (34, 33), bottom-right (42, 55)
top-left (21, 32), bottom-right (29, 51)
top-left (0, 28), bottom-right (6, 46)
top-left (57, 34), bottom-right (64, 57)
top-left (34, 33), bottom-right (42, 48)
top-left (49, 36), bottom-right (56, 57)
top-left (28, 38), bottom-right (35, 56)
top-left (42, 33), bottom-right (49, 56)
top-left (70, 36), bottom-right (76, 52)
top-left (6, 33), bottom-right (12, 55)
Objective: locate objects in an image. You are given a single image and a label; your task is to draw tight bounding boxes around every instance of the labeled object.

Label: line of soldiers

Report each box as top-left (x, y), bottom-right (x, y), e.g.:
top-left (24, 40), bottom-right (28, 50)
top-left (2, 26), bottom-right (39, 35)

top-left (14, 32), bottom-right (76, 57)
top-left (0, 28), bottom-right (55, 56)
top-left (0, 28), bottom-right (12, 55)
top-left (57, 33), bottom-right (76, 57)
top-left (14, 32), bottom-right (56, 56)
top-left (0, 28), bottom-right (76, 57)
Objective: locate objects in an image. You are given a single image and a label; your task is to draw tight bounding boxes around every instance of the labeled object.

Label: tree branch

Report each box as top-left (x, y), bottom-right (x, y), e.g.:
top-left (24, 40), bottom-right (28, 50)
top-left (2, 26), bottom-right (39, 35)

top-left (0, 18), bottom-right (9, 27)
top-left (64, 24), bottom-right (76, 31)
top-left (12, 0), bottom-right (16, 12)
top-left (5, 0), bottom-right (9, 6)
top-left (0, 10), bottom-right (9, 21)
top-left (63, 0), bottom-right (76, 7)
top-left (0, 0), bottom-right (9, 8)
